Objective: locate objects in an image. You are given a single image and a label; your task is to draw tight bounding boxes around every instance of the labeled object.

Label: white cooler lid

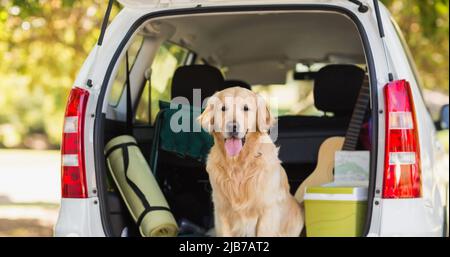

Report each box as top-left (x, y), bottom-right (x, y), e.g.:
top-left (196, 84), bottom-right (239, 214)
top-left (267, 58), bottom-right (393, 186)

top-left (304, 183), bottom-right (368, 201)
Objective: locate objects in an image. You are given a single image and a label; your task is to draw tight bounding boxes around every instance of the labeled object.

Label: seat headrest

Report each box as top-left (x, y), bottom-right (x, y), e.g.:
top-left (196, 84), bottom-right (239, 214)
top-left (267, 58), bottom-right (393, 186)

top-left (171, 65), bottom-right (224, 107)
top-left (220, 80), bottom-right (252, 91)
top-left (314, 65), bottom-right (365, 116)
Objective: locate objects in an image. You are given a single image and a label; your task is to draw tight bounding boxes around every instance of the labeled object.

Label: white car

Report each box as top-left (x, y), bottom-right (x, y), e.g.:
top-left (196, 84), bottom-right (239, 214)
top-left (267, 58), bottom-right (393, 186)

top-left (55, 0), bottom-right (449, 237)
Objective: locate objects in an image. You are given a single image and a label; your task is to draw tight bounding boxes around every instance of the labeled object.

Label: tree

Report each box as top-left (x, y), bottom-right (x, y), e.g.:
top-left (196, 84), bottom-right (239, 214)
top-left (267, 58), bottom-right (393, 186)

top-left (381, 0), bottom-right (449, 93)
top-left (0, 0), bottom-right (118, 148)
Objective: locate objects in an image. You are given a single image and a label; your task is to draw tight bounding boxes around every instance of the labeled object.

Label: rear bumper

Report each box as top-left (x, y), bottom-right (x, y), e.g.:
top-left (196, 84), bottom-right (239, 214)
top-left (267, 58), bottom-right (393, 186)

top-left (54, 198), bottom-right (105, 237)
top-left (378, 198), bottom-right (444, 236)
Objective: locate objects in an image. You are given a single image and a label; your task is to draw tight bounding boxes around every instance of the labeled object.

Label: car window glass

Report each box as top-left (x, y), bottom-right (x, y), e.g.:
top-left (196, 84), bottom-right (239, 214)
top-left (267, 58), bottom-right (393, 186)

top-left (134, 42), bottom-right (189, 124)
top-left (109, 35), bottom-right (144, 106)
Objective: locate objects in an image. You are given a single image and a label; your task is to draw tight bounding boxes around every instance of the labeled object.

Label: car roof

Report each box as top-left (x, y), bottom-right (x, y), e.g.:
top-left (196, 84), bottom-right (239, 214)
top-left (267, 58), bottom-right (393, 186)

top-left (117, 0), bottom-right (375, 9)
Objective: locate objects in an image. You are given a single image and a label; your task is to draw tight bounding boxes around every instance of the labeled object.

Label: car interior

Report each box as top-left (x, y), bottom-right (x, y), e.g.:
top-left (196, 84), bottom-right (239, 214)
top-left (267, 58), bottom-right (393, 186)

top-left (101, 11), bottom-right (372, 237)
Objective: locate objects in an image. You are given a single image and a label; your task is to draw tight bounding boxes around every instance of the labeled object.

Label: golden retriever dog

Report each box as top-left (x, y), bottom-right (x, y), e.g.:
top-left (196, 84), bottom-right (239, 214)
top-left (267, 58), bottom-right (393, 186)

top-left (198, 87), bottom-right (303, 237)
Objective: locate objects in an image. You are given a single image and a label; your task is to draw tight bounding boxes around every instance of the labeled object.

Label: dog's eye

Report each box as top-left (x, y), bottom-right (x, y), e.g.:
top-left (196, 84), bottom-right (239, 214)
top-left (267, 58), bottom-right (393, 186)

top-left (221, 106), bottom-right (227, 112)
top-left (243, 105), bottom-right (249, 112)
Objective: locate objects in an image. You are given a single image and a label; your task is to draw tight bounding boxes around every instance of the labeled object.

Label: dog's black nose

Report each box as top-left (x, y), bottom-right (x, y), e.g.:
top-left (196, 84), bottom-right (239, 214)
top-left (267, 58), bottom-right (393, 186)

top-left (226, 122), bottom-right (239, 134)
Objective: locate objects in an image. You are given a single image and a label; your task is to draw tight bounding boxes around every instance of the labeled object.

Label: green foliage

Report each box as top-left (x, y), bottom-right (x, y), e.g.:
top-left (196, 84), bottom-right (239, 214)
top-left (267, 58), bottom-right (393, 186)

top-left (0, 0), bottom-right (119, 148)
top-left (0, 0), bottom-right (448, 149)
top-left (381, 0), bottom-right (449, 93)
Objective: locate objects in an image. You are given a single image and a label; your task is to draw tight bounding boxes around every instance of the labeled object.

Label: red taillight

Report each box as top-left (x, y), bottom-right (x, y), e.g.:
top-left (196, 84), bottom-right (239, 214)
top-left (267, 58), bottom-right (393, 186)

top-left (61, 87), bottom-right (89, 198)
top-left (383, 80), bottom-right (421, 198)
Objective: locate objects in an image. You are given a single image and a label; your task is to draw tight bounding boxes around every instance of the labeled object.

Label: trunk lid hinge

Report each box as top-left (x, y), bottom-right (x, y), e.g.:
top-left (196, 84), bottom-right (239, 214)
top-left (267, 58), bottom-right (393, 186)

top-left (98, 0), bottom-right (115, 46)
top-left (372, 0), bottom-right (394, 82)
top-left (85, 0), bottom-right (115, 89)
top-left (348, 0), bottom-right (369, 13)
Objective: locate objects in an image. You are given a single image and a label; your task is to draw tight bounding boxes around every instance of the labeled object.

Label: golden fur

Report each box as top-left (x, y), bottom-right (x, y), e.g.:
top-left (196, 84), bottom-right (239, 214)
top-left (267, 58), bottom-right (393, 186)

top-left (198, 87), bottom-right (303, 237)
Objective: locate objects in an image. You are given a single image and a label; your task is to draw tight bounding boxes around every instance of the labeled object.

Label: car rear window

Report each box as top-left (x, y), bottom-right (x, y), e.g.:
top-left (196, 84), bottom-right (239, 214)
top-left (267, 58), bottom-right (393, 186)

top-left (253, 79), bottom-right (323, 117)
top-left (108, 34), bottom-right (144, 107)
top-left (253, 63), bottom-right (365, 117)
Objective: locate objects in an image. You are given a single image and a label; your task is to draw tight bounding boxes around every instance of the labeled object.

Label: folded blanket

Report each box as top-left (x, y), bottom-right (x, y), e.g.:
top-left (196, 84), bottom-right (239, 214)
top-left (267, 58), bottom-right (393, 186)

top-left (158, 101), bottom-right (213, 162)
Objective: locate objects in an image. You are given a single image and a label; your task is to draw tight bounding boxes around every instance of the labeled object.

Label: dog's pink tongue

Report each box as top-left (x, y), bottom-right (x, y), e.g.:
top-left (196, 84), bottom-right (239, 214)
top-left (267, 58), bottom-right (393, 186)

top-left (224, 138), bottom-right (243, 157)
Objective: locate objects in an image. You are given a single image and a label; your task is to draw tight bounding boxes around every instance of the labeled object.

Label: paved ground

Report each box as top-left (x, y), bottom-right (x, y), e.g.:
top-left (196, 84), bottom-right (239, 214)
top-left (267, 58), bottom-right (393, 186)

top-left (0, 204), bottom-right (58, 236)
top-left (0, 149), bottom-right (60, 203)
top-left (0, 149), bottom-right (60, 236)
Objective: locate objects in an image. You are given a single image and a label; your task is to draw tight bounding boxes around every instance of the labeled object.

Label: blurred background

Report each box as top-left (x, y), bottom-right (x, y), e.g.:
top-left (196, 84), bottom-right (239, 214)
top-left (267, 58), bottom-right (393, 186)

top-left (0, 0), bottom-right (448, 236)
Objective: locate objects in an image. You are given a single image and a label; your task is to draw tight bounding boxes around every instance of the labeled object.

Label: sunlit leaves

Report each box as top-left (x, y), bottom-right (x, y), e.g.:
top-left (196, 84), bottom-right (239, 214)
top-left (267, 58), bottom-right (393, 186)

top-left (0, 0), bottom-right (118, 148)
top-left (381, 0), bottom-right (448, 95)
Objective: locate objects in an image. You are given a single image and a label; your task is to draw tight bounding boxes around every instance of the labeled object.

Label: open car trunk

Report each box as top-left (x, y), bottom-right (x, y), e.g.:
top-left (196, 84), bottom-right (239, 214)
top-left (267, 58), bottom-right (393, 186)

top-left (95, 6), bottom-right (377, 237)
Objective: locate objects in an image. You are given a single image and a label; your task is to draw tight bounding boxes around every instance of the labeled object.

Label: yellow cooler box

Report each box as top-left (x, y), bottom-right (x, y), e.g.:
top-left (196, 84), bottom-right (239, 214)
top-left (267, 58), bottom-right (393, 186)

top-left (304, 185), bottom-right (368, 237)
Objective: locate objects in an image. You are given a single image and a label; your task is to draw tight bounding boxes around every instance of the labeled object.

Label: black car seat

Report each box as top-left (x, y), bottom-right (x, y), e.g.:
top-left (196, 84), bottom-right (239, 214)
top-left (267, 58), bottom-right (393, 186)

top-left (149, 65), bottom-right (224, 230)
top-left (171, 65), bottom-right (224, 106)
top-left (220, 79), bottom-right (252, 90)
top-left (277, 64), bottom-right (366, 192)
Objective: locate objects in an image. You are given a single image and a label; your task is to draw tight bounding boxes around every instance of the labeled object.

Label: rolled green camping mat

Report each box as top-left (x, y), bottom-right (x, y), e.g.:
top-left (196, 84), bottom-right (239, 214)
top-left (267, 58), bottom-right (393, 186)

top-left (105, 135), bottom-right (178, 237)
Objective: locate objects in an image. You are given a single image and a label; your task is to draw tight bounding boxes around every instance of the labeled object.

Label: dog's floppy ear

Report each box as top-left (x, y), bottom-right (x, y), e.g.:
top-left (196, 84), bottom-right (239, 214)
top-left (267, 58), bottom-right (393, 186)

top-left (197, 93), bottom-right (218, 132)
top-left (256, 94), bottom-right (275, 133)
